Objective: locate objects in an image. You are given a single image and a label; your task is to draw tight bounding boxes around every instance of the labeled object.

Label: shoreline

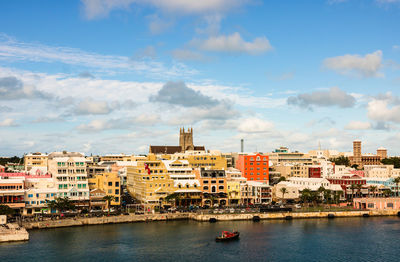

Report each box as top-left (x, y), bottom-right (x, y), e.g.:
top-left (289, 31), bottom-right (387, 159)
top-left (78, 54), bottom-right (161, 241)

top-left (22, 210), bottom-right (400, 230)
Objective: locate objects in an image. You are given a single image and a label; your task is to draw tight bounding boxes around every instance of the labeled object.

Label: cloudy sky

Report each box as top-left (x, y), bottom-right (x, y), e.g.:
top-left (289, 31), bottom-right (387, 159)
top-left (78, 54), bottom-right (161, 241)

top-left (0, 0), bottom-right (400, 156)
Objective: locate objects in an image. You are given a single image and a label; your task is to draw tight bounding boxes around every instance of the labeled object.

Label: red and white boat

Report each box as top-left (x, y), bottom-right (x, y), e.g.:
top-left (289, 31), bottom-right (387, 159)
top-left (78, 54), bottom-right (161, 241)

top-left (215, 231), bottom-right (240, 242)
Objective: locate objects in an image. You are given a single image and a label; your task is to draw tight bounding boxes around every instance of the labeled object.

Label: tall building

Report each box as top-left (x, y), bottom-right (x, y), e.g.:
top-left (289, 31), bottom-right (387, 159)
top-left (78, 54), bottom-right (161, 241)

top-left (377, 147), bottom-right (388, 160)
top-left (348, 140), bottom-right (382, 169)
top-left (179, 127), bottom-right (194, 151)
top-left (353, 140), bottom-right (362, 167)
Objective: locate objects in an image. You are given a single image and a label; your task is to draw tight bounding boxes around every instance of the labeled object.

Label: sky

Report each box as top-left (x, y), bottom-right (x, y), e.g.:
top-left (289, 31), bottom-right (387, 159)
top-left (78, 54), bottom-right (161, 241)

top-left (0, 0), bottom-right (400, 156)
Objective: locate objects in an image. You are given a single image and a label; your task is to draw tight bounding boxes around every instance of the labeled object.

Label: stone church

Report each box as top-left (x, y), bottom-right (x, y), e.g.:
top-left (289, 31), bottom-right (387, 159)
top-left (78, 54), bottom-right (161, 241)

top-left (149, 128), bottom-right (205, 154)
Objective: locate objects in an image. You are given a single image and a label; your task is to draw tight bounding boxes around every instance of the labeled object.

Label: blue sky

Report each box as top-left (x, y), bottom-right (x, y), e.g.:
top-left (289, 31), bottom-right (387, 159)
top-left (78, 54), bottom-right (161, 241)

top-left (0, 0), bottom-right (400, 156)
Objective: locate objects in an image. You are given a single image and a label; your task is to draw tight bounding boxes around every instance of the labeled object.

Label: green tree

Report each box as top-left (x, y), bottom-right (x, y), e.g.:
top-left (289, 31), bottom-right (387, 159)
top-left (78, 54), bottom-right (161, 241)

top-left (300, 188), bottom-right (312, 207)
top-left (0, 204), bottom-right (15, 215)
top-left (349, 184), bottom-right (357, 200)
top-left (46, 197), bottom-right (75, 213)
top-left (329, 156), bottom-right (350, 166)
top-left (356, 184), bottom-right (363, 198)
top-left (318, 186), bottom-right (326, 203)
top-left (369, 185), bottom-right (377, 198)
top-left (393, 177), bottom-right (400, 197)
top-left (280, 187), bottom-right (287, 203)
top-left (103, 195), bottom-right (115, 214)
top-left (278, 176), bottom-right (286, 182)
top-left (381, 157), bottom-right (400, 168)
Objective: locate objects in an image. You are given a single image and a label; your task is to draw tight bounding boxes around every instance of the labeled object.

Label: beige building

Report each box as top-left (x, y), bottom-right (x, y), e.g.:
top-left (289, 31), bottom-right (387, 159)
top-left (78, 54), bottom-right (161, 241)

top-left (23, 178), bottom-right (57, 215)
top-left (274, 163), bottom-right (309, 178)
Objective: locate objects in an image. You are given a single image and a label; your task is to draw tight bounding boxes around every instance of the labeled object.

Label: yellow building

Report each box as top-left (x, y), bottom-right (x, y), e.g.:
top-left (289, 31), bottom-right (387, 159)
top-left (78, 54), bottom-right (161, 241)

top-left (126, 154), bottom-right (175, 208)
top-left (88, 172), bottom-right (121, 206)
top-left (227, 180), bottom-right (241, 205)
top-left (99, 154), bottom-right (136, 162)
top-left (169, 152), bottom-right (227, 170)
top-left (24, 153), bottom-right (48, 171)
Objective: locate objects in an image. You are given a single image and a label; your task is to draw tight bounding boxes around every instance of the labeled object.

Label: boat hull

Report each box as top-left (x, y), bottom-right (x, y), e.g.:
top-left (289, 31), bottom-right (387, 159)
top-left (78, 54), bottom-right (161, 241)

top-left (215, 232), bottom-right (240, 242)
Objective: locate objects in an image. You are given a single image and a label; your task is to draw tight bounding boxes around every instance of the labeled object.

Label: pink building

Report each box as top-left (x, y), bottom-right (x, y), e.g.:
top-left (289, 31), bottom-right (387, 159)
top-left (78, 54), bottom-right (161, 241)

top-left (353, 197), bottom-right (400, 210)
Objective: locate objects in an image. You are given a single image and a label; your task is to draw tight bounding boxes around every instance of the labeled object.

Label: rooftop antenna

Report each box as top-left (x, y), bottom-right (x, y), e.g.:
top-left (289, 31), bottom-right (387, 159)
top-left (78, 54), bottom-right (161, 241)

top-left (318, 141), bottom-right (321, 150)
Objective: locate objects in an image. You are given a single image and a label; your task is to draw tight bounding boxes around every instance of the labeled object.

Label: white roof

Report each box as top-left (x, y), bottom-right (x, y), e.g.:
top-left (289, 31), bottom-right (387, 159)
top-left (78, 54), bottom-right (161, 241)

top-left (174, 189), bottom-right (202, 193)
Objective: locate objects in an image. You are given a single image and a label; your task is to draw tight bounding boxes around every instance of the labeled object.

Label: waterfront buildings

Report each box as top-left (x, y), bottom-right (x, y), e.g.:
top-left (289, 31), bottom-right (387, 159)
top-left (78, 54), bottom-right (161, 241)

top-left (88, 172), bottom-right (121, 206)
top-left (0, 178), bottom-right (25, 210)
top-left (353, 197), bottom-right (400, 210)
top-left (126, 154), bottom-right (174, 207)
top-left (236, 153), bottom-right (269, 183)
top-left (274, 177), bottom-right (342, 200)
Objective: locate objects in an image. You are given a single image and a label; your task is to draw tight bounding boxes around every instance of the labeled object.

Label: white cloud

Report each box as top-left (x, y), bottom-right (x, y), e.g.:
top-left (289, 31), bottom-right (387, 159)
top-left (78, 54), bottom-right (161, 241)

top-left (323, 50), bottom-right (383, 78)
top-left (74, 98), bottom-right (113, 115)
top-left (191, 32), bottom-right (272, 55)
top-left (0, 118), bottom-right (17, 127)
top-left (81, 0), bottom-right (249, 19)
top-left (345, 121), bottom-right (372, 130)
top-left (367, 96), bottom-right (400, 123)
top-left (237, 117), bottom-right (274, 133)
top-left (77, 119), bottom-right (118, 132)
top-left (0, 34), bottom-right (196, 78)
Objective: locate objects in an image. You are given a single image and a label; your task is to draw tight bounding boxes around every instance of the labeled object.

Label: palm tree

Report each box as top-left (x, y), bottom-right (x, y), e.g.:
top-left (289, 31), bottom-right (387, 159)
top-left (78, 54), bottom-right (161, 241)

top-left (280, 187), bottom-right (287, 203)
top-left (301, 188), bottom-right (312, 207)
top-left (318, 186), bottom-right (325, 203)
top-left (369, 186), bottom-right (377, 198)
top-left (349, 184), bottom-right (357, 200)
top-left (355, 184), bottom-right (362, 198)
top-left (393, 177), bottom-right (400, 197)
top-left (103, 195), bottom-right (115, 214)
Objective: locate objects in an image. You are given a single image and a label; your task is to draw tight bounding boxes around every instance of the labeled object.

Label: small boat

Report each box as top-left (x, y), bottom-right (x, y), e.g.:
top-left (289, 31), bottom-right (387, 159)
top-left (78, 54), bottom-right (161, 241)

top-left (215, 231), bottom-right (240, 242)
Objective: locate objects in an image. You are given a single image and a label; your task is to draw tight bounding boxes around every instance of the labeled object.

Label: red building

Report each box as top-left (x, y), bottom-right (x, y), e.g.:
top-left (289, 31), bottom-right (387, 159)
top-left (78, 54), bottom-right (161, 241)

top-left (236, 153), bottom-right (269, 183)
top-left (327, 175), bottom-right (366, 198)
top-left (309, 167), bottom-right (321, 178)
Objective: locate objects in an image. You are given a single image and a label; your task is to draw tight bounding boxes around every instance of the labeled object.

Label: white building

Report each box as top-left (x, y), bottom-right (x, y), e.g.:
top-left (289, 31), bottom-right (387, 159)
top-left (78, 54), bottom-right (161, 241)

top-left (48, 152), bottom-right (89, 206)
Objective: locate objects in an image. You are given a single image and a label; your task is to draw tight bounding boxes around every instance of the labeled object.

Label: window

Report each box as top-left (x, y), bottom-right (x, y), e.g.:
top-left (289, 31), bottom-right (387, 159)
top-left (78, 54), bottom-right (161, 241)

top-left (116, 182), bottom-right (119, 187)
top-left (28, 194), bottom-right (33, 198)
top-left (115, 189), bottom-right (119, 194)
top-left (219, 186), bottom-right (224, 190)
top-left (108, 182), bottom-right (112, 186)
top-left (387, 203), bottom-right (394, 208)
top-left (368, 203), bottom-right (374, 208)
top-left (115, 197), bottom-right (119, 202)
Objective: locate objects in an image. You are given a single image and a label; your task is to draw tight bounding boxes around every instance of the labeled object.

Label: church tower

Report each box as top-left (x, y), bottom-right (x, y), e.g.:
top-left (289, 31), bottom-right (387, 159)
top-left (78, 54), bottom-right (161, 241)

top-left (179, 127), bottom-right (194, 152)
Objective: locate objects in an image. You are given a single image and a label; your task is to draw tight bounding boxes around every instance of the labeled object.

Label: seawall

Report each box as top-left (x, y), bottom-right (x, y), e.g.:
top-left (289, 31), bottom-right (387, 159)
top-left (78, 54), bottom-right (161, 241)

top-left (22, 210), bottom-right (400, 230)
top-left (189, 210), bottom-right (399, 221)
top-left (23, 213), bottom-right (189, 230)
top-left (0, 224), bottom-right (29, 243)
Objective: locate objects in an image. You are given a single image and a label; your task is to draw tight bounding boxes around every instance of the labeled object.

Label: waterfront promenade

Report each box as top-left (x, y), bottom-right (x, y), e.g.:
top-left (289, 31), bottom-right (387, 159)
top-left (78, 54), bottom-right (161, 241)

top-left (22, 209), bottom-right (400, 230)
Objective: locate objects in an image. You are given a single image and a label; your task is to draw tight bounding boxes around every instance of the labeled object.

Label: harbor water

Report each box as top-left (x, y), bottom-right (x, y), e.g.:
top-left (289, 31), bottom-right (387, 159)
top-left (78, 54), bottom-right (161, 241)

top-left (1, 217), bottom-right (400, 261)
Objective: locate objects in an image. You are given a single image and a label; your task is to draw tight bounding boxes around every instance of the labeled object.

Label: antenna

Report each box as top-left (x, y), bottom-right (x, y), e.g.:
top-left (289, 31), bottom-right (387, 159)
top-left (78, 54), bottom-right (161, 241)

top-left (318, 141), bottom-right (321, 150)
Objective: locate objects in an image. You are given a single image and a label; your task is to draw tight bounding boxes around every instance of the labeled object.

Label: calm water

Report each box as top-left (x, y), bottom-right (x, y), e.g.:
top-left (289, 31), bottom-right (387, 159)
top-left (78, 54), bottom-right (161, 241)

top-left (1, 217), bottom-right (400, 262)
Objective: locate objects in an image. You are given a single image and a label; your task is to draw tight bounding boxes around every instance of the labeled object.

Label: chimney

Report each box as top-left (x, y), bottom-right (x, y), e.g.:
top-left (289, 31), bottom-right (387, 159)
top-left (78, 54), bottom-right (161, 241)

top-left (241, 139), bottom-right (244, 153)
